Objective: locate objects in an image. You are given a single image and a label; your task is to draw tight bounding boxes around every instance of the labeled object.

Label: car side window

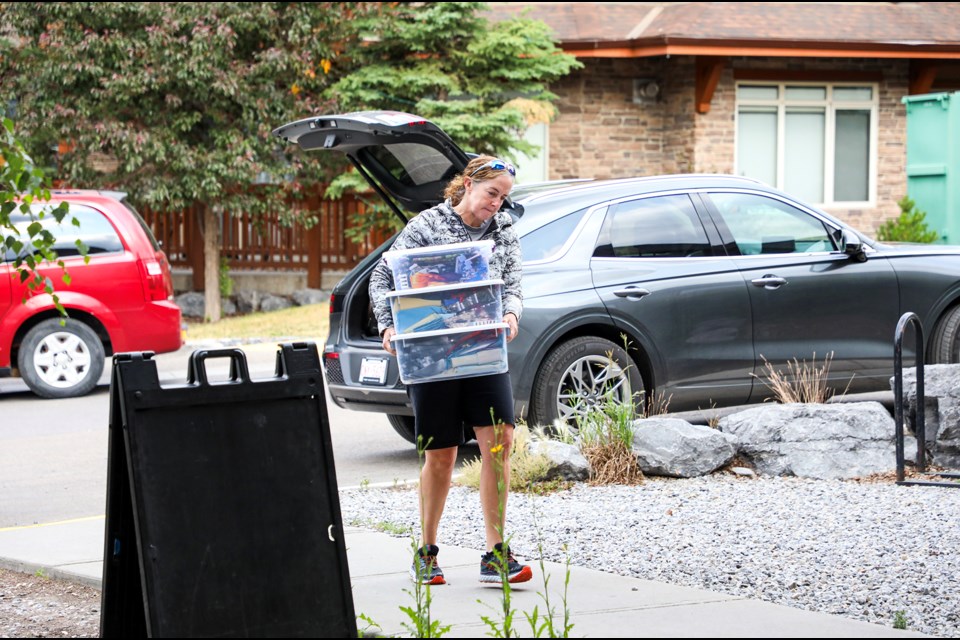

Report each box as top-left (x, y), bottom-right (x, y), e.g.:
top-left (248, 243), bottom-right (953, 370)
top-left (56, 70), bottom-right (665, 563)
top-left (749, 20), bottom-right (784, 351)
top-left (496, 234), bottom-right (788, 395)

top-left (709, 192), bottom-right (836, 255)
top-left (593, 194), bottom-right (711, 258)
top-left (2, 204), bottom-right (124, 262)
top-left (520, 208), bottom-right (587, 262)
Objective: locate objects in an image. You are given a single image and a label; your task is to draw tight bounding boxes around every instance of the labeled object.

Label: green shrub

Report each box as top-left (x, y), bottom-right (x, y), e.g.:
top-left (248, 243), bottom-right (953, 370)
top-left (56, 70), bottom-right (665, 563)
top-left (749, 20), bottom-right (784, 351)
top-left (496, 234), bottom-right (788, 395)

top-left (875, 196), bottom-right (939, 243)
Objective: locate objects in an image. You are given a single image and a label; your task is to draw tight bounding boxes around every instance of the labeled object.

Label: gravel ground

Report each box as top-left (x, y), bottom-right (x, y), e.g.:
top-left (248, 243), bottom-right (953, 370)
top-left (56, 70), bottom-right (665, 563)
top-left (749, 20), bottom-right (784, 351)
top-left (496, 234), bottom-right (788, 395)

top-left (2, 472), bottom-right (957, 637)
top-left (341, 473), bottom-right (960, 638)
top-left (0, 567), bottom-right (99, 637)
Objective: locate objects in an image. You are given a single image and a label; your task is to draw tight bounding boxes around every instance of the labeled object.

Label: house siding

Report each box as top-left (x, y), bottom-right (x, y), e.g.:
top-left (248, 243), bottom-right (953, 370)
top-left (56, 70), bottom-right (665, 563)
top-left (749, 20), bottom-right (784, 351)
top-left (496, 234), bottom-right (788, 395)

top-left (548, 56), bottom-right (908, 233)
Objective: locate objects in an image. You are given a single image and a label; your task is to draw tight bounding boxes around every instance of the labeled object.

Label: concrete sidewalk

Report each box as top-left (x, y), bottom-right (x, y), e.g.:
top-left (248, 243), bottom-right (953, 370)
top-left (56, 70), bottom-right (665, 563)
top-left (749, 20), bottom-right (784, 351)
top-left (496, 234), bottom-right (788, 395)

top-left (0, 516), bottom-right (928, 638)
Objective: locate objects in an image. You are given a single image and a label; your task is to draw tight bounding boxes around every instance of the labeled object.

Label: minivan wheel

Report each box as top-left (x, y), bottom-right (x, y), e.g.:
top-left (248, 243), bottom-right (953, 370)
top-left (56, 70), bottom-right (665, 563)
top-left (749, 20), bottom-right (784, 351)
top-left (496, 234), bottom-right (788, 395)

top-left (930, 305), bottom-right (960, 363)
top-left (18, 318), bottom-right (105, 399)
top-left (530, 336), bottom-right (644, 428)
top-left (388, 414), bottom-right (417, 444)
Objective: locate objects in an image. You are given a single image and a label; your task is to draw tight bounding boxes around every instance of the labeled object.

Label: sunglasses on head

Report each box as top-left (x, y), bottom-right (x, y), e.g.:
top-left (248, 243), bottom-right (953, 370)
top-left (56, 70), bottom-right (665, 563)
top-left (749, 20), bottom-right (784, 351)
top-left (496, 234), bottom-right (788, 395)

top-left (469, 159), bottom-right (516, 177)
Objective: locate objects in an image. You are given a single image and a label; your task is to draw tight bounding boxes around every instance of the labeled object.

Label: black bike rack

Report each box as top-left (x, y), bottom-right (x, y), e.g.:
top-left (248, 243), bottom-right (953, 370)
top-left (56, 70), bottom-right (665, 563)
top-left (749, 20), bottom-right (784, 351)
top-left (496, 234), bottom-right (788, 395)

top-left (893, 312), bottom-right (960, 487)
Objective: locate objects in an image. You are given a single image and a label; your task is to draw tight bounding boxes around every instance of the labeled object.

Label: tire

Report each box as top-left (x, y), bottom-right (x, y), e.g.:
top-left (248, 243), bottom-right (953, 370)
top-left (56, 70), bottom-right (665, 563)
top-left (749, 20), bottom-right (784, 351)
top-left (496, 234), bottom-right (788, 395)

top-left (530, 336), bottom-right (644, 428)
top-left (17, 318), bottom-right (105, 399)
top-left (387, 414), bottom-right (417, 444)
top-left (930, 305), bottom-right (960, 364)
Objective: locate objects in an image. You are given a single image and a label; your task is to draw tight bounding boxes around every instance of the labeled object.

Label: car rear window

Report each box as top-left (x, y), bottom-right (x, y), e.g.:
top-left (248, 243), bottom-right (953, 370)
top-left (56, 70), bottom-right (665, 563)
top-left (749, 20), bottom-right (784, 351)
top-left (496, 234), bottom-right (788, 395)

top-left (364, 143), bottom-right (459, 188)
top-left (2, 204), bottom-right (124, 261)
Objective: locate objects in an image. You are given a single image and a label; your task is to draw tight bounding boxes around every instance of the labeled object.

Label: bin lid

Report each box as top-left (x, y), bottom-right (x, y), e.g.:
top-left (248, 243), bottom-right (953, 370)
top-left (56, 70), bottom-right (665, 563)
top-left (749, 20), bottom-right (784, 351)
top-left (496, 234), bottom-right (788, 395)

top-left (385, 278), bottom-right (504, 298)
top-left (384, 239), bottom-right (494, 258)
top-left (391, 322), bottom-right (509, 341)
top-left (902, 91), bottom-right (957, 108)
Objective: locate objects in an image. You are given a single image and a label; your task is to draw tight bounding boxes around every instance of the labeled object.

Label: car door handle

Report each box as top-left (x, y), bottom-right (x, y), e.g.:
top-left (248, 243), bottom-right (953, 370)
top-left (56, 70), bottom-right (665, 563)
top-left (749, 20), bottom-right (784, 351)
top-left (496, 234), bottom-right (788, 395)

top-left (613, 287), bottom-right (651, 299)
top-left (751, 275), bottom-right (788, 289)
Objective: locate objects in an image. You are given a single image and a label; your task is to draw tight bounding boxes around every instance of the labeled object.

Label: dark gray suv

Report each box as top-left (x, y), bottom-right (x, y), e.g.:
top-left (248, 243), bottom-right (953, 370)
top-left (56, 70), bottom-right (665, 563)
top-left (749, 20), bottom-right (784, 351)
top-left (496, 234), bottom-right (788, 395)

top-left (274, 111), bottom-right (960, 444)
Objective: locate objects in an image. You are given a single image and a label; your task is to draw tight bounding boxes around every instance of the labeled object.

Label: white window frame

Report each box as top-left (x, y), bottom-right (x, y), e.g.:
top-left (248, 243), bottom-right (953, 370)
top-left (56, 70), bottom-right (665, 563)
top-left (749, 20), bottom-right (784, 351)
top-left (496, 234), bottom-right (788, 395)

top-left (734, 82), bottom-right (879, 208)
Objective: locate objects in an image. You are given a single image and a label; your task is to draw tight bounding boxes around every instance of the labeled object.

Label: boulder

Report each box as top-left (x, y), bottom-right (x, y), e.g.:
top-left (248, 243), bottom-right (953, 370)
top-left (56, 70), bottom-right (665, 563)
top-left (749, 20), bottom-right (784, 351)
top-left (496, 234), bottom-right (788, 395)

top-left (630, 417), bottom-right (737, 478)
top-left (292, 288), bottom-right (327, 306)
top-left (718, 402), bottom-right (908, 480)
top-left (893, 364), bottom-right (960, 469)
top-left (235, 290), bottom-right (261, 314)
top-left (175, 291), bottom-right (205, 319)
top-left (260, 293), bottom-right (294, 313)
top-left (528, 439), bottom-right (589, 481)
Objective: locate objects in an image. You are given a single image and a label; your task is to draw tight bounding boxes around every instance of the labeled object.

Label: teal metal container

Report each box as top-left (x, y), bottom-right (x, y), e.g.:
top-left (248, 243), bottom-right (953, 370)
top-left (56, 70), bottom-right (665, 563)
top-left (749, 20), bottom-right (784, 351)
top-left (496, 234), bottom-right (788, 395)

top-left (903, 91), bottom-right (960, 244)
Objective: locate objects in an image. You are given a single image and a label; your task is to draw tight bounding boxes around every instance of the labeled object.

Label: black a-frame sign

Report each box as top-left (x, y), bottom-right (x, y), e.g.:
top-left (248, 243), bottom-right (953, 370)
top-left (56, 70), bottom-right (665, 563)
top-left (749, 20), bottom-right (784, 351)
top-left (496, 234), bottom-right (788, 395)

top-left (100, 343), bottom-right (356, 638)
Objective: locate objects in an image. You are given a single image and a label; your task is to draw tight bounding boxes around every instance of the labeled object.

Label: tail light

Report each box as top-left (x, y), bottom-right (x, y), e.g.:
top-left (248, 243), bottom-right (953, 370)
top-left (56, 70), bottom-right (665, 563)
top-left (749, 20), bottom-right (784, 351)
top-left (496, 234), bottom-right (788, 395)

top-left (330, 292), bottom-right (343, 315)
top-left (141, 257), bottom-right (173, 301)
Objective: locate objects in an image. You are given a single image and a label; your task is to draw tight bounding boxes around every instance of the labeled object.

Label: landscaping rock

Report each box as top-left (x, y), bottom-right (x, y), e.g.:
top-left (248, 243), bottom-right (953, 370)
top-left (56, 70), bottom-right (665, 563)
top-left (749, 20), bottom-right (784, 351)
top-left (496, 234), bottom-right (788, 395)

top-left (718, 402), bottom-right (908, 480)
top-left (175, 291), bottom-right (205, 318)
top-left (235, 289), bottom-right (261, 314)
top-left (894, 364), bottom-right (960, 469)
top-left (259, 293), bottom-right (294, 313)
top-left (630, 417), bottom-right (737, 477)
top-left (292, 288), bottom-right (327, 306)
top-left (528, 439), bottom-right (589, 481)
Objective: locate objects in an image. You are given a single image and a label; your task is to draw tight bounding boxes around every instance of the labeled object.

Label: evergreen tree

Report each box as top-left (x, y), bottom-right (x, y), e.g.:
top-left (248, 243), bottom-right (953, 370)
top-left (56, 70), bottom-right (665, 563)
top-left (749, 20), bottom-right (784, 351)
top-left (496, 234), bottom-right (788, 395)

top-left (876, 196), bottom-right (939, 244)
top-left (326, 2), bottom-right (581, 237)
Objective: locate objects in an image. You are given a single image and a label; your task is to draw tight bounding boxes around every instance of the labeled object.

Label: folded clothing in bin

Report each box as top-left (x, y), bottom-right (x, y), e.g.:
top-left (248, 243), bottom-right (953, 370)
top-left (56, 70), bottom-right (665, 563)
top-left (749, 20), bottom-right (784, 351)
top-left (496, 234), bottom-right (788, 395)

top-left (386, 279), bottom-right (503, 334)
top-left (391, 323), bottom-right (509, 384)
top-left (384, 240), bottom-right (494, 290)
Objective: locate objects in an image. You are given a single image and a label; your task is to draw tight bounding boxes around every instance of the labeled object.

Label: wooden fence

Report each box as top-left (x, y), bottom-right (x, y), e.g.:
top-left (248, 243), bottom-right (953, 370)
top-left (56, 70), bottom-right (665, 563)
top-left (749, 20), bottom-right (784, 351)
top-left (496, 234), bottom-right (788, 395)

top-left (139, 192), bottom-right (394, 290)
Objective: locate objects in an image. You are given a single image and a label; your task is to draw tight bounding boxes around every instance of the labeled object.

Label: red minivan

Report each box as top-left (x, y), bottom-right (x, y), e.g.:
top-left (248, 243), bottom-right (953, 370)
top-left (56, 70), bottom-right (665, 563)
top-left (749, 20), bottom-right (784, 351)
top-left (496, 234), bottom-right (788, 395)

top-left (0, 190), bottom-right (182, 398)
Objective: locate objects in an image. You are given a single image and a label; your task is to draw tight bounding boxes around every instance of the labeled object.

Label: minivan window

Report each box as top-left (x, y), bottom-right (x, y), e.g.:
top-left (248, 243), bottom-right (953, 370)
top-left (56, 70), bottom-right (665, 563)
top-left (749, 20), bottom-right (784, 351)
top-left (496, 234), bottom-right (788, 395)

top-left (2, 204), bottom-right (124, 262)
top-left (594, 194), bottom-right (711, 258)
top-left (122, 201), bottom-right (161, 252)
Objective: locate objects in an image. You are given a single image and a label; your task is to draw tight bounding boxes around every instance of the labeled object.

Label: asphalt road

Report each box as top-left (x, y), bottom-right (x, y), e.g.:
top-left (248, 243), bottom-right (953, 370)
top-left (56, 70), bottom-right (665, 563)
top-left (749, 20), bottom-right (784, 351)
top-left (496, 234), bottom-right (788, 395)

top-left (0, 341), bottom-right (481, 528)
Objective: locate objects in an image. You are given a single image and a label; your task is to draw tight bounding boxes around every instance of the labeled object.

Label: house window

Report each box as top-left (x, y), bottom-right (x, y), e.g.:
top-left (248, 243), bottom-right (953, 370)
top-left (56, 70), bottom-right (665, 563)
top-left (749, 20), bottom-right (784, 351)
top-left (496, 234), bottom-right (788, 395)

top-left (735, 83), bottom-right (877, 206)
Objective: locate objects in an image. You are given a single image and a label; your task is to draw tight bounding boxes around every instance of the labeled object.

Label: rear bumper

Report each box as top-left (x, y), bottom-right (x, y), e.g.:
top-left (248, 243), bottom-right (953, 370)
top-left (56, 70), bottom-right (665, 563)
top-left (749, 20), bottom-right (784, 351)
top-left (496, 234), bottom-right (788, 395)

top-left (116, 300), bottom-right (183, 354)
top-left (325, 382), bottom-right (413, 416)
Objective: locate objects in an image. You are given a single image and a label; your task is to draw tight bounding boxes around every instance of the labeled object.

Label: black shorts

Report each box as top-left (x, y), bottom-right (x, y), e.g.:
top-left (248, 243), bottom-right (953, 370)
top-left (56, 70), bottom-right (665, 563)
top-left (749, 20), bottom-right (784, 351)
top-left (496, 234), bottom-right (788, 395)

top-left (406, 372), bottom-right (515, 450)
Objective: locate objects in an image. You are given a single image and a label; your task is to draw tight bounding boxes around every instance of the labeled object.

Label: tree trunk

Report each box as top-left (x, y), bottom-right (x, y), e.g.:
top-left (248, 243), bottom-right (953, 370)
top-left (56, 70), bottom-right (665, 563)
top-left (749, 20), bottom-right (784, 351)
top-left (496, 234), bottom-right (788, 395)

top-left (203, 205), bottom-right (221, 323)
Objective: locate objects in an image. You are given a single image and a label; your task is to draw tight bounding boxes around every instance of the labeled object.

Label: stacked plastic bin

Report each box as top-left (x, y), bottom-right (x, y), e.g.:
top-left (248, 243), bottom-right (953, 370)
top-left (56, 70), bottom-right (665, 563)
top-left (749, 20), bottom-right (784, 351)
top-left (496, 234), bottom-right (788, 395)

top-left (384, 240), bottom-right (508, 384)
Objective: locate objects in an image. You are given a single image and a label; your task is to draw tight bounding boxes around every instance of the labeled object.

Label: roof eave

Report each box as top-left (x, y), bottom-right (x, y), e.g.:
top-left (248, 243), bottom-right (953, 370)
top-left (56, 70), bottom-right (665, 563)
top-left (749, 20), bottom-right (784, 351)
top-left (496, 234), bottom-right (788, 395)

top-left (563, 37), bottom-right (960, 60)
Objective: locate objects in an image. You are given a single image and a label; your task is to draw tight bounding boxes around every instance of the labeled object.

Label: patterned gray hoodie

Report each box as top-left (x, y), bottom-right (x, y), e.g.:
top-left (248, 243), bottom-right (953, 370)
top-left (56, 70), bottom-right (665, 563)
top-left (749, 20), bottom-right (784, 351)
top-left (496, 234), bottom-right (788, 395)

top-left (369, 200), bottom-right (523, 336)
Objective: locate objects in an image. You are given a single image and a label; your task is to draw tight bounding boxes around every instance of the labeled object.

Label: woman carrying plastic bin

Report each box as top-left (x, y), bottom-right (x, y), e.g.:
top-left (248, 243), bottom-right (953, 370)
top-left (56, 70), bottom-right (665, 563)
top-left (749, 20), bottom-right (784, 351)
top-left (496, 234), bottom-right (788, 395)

top-left (368, 155), bottom-right (530, 586)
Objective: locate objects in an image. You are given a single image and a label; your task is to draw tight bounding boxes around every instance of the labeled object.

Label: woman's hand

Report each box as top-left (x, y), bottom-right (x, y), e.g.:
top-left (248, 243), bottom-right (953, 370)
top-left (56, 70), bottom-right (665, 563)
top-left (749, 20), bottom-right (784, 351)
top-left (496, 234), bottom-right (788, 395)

top-left (503, 313), bottom-right (519, 343)
top-left (381, 327), bottom-right (397, 355)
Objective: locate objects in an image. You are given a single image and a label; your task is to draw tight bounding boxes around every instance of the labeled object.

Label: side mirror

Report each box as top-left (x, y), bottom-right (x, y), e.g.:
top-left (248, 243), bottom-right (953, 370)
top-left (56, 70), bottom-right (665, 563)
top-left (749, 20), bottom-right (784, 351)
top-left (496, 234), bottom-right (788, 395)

top-left (841, 229), bottom-right (867, 263)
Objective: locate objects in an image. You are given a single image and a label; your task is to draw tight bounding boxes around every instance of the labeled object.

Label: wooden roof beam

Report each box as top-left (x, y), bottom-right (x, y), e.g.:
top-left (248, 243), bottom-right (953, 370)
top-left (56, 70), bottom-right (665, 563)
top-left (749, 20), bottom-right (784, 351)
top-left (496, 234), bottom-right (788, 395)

top-left (910, 61), bottom-right (939, 95)
top-left (696, 56), bottom-right (726, 114)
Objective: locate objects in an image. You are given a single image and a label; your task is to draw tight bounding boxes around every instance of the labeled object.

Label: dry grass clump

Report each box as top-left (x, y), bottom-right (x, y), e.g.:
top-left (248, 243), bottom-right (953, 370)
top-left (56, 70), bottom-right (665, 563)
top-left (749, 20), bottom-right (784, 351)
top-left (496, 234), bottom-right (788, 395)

top-left (754, 351), bottom-right (848, 404)
top-left (577, 391), bottom-right (645, 486)
top-left (582, 442), bottom-right (645, 486)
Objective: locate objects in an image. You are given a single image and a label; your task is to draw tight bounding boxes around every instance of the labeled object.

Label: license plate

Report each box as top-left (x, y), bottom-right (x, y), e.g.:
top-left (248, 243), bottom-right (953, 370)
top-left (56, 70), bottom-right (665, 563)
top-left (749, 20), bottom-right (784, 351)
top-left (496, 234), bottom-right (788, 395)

top-left (359, 357), bottom-right (388, 385)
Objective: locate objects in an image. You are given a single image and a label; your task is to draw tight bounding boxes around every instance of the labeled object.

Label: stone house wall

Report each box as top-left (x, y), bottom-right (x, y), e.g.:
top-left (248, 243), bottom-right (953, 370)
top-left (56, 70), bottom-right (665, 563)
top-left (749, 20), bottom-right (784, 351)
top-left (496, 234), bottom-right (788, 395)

top-left (548, 56), bottom-right (910, 234)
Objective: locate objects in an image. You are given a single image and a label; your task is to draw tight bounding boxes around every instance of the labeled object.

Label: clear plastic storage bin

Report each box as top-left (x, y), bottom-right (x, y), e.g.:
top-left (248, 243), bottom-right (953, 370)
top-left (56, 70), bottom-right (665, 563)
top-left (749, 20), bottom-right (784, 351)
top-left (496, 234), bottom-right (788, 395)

top-left (384, 240), bottom-right (494, 290)
top-left (386, 279), bottom-right (503, 334)
top-left (391, 323), bottom-right (509, 384)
